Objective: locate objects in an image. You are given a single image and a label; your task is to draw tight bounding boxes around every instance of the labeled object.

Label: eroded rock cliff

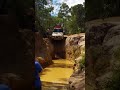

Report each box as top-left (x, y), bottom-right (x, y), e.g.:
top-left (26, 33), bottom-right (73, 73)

top-left (86, 23), bottom-right (120, 90)
top-left (66, 34), bottom-right (85, 90)
top-left (35, 32), bottom-right (53, 67)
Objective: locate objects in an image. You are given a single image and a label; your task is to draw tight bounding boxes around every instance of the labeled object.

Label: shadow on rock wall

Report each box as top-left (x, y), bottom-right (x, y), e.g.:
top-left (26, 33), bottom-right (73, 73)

top-left (86, 23), bottom-right (120, 90)
top-left (0, 14), bottom-right (34, 89)
top-left (35, 32), bottom-right (53, 67)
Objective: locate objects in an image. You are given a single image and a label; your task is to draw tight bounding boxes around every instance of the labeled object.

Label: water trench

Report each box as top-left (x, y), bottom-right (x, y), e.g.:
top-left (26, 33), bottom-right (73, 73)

top-left (40, 38), bottom-right (74, 90)
top-left (41, 59), bottom-right (74, 90)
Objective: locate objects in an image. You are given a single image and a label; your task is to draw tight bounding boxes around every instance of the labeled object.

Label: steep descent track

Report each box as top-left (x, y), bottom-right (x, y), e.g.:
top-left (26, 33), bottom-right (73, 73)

top-left (51, 38), bottom-right (66, 59)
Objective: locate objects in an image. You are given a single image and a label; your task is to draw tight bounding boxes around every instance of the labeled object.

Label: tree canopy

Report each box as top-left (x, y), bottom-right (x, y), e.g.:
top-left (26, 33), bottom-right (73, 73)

top-left (35, 0), bottom-right (53, 34)
top-left (85, 0), bottom-right (120, 21)
top-left (35, 1), bottom-right (85, 35)
top-left (57, 3), bottom-right (85, 34)
top-left (58, 3), bottom-right (70, 19)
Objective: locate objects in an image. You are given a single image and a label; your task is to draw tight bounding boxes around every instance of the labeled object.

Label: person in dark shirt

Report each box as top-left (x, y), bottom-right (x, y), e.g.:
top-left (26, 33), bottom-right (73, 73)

top-left (0, 84), bottom-right (11, 90)
top-left (35, 60), bottom-right (43, 90)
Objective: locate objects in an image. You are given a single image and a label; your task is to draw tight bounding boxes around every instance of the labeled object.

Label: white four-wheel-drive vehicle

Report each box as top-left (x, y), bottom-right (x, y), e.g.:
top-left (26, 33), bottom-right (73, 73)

top-left (52, 25), bottom-right (64, 40)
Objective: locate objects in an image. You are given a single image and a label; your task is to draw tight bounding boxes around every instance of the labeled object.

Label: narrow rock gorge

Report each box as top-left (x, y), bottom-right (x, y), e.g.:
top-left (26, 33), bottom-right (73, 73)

top-left (37, 33), bottom-right (85, 90)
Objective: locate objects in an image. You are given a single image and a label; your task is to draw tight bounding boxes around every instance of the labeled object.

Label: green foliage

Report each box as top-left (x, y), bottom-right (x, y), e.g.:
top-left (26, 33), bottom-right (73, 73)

top-left (58, 3), bottom-right (70, 19)
top-left (1, 0), bottom-right (85, 34)
top-left (58, 3), bottom-right (85, 34)
top-left (67, 4), bottom-right (85, 34)
top-left (85, 0), bottom-right (120, 21)
top-left (71, 4), bottom-right (85, 28)
top-left (58, 3), bottom-right (70, 33)
top-left (35, 0), bottom-right (53, 34)
top-left (66, 15), bottom-right (79, 34)
top-left (79, 54), bottom-right (85, 69)
top-left (35, 1), bottom-right (85, 35)
top-left (50, 16), bottom-right (63, 28)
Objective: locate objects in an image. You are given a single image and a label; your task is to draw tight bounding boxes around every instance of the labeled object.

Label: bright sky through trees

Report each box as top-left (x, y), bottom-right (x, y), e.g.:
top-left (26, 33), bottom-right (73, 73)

top-left (51, 0), bottom-right (84, 16)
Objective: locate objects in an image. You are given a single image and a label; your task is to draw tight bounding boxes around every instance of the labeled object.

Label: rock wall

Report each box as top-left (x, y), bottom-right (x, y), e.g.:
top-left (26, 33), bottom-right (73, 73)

top-left (86, 23), bottom-right (120, 90)
top-left (52, 39), bottom-right (66, 59)
top-left (66, 34), bottom-right (85, 90)
top-left (0, 15), bottom-right (34, 90)
top-left (65, 34), bottom-right (85, 60)
top-left (43, 38), bottom-right (54, 61)
top-left (0, 15), bottom-right (53, 89)
top-left (35, 33), bottom-right (53, 67)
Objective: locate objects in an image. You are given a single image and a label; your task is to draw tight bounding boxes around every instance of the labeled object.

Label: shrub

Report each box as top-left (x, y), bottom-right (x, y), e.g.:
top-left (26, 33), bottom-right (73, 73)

top-left (79, 54), bottom-right (85, 70)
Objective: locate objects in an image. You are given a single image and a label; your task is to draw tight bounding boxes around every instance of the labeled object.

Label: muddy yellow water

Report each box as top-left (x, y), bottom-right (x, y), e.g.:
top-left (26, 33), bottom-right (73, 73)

top-left (40, 59), bottom-right (74, 89)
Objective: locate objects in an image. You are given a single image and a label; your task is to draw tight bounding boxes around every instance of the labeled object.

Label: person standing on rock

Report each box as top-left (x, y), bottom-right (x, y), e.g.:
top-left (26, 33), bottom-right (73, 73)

top-left (35, 58), bottom-right (43, 90)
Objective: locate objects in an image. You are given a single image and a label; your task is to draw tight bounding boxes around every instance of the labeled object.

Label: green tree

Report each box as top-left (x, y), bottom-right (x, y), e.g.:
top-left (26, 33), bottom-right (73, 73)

top-left (66, 15), bottom-right (79, 34)
top-left (35, 0), bottom-right (53, 35)
top-left (50, 16), bottom-right (63, 28)
top-left (70, 4), bottom-right (85, 32)
top-left (58, 3), bottom-right (70, 31)
top-left (65, 4), bottom-right (85, 34)
top-left (58, 3), bottom-right (70, 19)
top-left (85, 0), bottom-right (120, 21)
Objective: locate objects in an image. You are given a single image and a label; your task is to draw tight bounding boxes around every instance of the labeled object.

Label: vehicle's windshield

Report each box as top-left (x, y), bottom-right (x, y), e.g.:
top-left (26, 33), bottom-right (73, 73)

top-left (53, 29), bottom-right (63, 32)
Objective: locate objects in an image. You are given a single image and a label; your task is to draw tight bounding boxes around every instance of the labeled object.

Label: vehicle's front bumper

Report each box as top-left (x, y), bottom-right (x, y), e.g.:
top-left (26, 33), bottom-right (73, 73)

top-left (52, 36), bottom-right (64, 40)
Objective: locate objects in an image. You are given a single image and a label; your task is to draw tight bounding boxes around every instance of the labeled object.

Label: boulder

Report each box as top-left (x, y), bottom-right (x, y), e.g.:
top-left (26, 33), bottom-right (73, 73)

top-left (68, 71), bottom-right (85, 90)
top-left (86, 23), bottom-right (120, 89)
